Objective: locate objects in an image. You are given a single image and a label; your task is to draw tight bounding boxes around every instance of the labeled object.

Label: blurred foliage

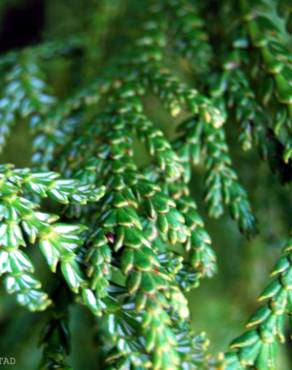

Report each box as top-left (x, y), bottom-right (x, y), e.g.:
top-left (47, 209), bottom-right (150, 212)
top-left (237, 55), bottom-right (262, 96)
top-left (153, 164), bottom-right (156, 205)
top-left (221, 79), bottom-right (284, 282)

top-left (0, 0), bottom-right (291, 369)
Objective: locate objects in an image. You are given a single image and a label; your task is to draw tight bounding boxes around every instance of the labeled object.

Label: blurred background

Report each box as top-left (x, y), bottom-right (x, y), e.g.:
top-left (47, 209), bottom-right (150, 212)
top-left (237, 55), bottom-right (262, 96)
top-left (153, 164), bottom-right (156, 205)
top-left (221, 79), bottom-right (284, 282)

top-left (0, 0), bottom-right (291, 369)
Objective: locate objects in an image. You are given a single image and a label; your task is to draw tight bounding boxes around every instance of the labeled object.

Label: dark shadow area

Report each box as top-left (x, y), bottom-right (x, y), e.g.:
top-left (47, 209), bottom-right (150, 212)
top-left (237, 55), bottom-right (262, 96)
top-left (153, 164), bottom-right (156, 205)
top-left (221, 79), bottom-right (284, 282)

top-left (0, 0), bottom-right (45, 53)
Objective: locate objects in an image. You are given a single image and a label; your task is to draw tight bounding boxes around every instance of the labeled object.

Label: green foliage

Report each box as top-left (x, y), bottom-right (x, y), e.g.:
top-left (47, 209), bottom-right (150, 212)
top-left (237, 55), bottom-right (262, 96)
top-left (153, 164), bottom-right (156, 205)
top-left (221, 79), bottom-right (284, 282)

top-left (0, 0), bottom-right (291, 369)
top-left (226, 233), bottom-right (292, 369)
top-left (0, 164), bottom-right (104, 311)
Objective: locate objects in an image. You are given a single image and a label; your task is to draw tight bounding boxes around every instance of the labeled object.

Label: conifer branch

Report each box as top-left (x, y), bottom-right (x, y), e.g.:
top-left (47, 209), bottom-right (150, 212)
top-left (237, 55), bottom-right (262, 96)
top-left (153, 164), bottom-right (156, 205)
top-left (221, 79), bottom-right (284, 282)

top-left (225, 232), bottom-right (292, 369)
top-left (39, 286), bottom-right (72, 370)
top-left (0, 164), bottom-right (104, 310)
top-left (166, 0), bottom-right (212, 74)
top-left (239, 0), bottom-right (292, 162)
top-left (0, 52), bottom-right (54, 154)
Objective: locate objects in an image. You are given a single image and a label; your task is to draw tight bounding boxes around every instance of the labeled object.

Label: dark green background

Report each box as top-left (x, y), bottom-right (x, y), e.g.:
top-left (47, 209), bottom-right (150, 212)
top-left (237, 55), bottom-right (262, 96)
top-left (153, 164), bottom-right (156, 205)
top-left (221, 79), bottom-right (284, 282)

top-left (0, 0), bottom-right (291, 369)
